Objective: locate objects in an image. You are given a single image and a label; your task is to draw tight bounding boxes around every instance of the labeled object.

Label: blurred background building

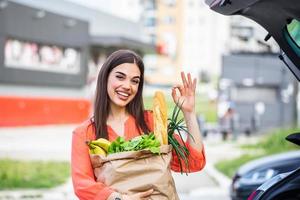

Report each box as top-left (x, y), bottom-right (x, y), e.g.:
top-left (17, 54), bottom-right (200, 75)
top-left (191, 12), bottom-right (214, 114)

top-left (80, 0), bottom-right (229, 85)
top-left (219, 16), bottom-right (298, 134)
top-left (0, 0), bottom-right (298, 133)
top-left (141, 0), bottom-right (229, 85)
top-left (0, 0), bottom-right (154, 126)
top-left (219, 54), bottom-right (297, 135)
top-left (229, 16), bottom-right (279, 53)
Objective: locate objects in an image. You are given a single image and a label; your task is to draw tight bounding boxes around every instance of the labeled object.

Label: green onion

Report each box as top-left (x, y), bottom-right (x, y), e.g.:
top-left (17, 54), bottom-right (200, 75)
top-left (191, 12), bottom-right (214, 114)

top-left (168, 101), bottom-right (195, 175)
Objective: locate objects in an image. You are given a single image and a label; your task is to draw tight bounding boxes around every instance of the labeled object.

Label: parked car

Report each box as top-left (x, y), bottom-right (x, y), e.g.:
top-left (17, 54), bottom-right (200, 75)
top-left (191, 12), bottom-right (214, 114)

top-left (230, 150), bottom-right (300, 200)
top-left (248, 168), bottom-right (300, 200)
top-left (205, 0), bottom-right (300, 199)
top-left (248, 133), bottom-right (300, 200)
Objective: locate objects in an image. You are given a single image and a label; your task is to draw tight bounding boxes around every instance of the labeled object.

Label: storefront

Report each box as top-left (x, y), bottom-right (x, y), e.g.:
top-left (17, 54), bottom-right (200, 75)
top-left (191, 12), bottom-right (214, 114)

top-left (0, 0), bottom-right (154, 126)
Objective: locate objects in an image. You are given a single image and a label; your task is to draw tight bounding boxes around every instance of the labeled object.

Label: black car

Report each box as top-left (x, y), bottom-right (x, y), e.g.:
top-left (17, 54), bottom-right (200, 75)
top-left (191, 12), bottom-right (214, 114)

top-left (248, 168), bottom-right (300, 200)
top-left (231, 150), bottom-right (300, 200)
top-left (205, 0), bottom-right (300, 199)
top-left (248, 133), bottom-right (300, 200)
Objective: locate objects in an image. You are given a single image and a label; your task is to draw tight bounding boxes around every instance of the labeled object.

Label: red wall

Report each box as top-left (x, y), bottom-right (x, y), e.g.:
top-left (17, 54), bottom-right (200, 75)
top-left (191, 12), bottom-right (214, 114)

top-left (0, 96), bottom-right (91, 127)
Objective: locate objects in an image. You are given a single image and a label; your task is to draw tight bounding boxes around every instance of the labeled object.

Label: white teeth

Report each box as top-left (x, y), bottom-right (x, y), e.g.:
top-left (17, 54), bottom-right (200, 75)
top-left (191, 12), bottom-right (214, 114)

top-left (117, 91), bottom-right (129, 97)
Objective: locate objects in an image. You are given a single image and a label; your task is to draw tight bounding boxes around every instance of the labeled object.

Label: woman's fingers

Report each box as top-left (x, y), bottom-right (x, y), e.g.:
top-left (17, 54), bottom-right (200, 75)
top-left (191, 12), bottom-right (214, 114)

top-left (137, 189), bottom-right (154, 197)
top-left (181, 71), bottom-right (188, 88)
top-left (171, 87), bottom-right (179, 103)
top-left (181, 71), bottom-right (196, 90)
top-left (173, 72), bottom-right (197, 100)
top-left (187, 73), bottom-right (193, 85)
top-left (173, 85), bottom-right (185, 95)
top-left (172, 86), bottom-right (185, 101)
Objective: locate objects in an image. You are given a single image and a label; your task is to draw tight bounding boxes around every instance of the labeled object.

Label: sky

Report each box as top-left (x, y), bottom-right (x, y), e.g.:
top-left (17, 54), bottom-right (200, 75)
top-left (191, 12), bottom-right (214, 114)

top-left (65, 0), bottom-right (142, 22)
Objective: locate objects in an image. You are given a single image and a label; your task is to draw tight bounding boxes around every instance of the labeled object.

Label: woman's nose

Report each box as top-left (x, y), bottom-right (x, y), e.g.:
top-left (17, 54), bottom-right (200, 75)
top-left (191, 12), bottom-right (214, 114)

top-left (122, 80), bottom-right (131, 89)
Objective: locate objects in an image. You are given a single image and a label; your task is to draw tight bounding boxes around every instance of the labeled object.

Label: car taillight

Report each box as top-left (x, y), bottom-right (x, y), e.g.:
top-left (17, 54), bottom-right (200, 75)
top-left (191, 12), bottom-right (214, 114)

top-left (248, 190), bottom-right (258, 200)
top-left (248, 190), bottom-right (263, 200)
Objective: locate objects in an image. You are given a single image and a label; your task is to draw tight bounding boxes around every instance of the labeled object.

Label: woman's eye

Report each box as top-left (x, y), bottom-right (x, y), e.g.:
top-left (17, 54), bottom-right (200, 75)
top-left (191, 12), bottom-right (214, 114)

top-left (116, 75), bottom-right (124, 79)
top-left (132, 79), bottom-right (140, 84)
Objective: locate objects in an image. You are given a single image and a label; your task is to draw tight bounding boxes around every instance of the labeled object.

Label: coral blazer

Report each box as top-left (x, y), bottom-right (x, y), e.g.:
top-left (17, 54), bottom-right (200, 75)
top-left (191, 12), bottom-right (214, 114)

top-left (71, 111), bottom-right (206, 200)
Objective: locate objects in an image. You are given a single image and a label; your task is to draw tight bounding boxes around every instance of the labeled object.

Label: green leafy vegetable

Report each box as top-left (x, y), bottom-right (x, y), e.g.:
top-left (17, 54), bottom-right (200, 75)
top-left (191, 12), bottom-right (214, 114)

top-left (108, 133), bottom-right (161, 154)
top-left (107, 101), bottom-right (193, 175)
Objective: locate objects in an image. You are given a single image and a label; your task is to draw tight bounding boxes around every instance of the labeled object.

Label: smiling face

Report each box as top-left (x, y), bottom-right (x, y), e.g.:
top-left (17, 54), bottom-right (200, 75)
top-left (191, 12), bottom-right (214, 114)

top-left (107, 63), bottom-right (141, 110)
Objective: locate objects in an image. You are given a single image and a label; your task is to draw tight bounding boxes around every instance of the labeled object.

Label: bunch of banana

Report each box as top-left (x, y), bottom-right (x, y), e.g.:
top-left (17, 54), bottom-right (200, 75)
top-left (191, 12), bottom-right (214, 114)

top-left (86, 138), bottom-right (111, 156)
top-left (153, 91), bottom-right (168, 145)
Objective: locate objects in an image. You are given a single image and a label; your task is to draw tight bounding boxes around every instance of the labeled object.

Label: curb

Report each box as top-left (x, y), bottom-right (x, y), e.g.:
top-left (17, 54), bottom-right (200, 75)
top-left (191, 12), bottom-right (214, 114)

top-left (0, 190), bottom-right (76, 200)
top-left (181, 163), bottom-right (231, 198)
top-left (204, 163), bottom-right (231, 189)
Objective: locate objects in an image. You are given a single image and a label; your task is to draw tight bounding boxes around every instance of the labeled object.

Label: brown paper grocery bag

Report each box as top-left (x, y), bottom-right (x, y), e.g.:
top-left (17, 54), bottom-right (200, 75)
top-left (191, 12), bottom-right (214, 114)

top-left (90, 145), bottom-right (180, 200)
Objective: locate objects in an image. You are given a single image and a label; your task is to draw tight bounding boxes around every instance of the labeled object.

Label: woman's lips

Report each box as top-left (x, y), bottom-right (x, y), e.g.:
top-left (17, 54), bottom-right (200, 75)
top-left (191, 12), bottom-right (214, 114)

top-left (116, 91), bottom-right (130, 101)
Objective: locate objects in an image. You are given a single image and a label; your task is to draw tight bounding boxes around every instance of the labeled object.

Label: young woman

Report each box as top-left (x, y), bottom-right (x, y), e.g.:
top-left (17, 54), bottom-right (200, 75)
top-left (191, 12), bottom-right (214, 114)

top-left (71, 49), bottom-right (206, 200)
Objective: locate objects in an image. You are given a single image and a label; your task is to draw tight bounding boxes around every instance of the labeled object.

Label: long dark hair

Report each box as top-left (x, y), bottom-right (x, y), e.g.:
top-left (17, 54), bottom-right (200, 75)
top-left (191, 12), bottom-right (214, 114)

top-left (92, 49), bottom-right (150, 139)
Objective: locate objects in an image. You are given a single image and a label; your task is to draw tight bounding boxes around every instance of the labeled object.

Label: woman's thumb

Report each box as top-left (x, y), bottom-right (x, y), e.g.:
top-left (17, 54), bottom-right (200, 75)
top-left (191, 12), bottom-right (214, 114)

top-left (171, 87), bottom-right (179, 102)
top-left (139, 189), bottom-right (153, 197)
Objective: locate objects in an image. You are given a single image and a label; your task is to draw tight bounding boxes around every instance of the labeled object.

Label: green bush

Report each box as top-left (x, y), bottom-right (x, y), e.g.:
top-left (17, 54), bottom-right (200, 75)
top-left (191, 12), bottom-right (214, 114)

top-left (241, 127), bottom-right (300, 154)
top-left (215, 127), bottom-right (300, 178)
top-left (215, 154), bottom-right (262, 178)
top-left (0, 159), bottom-right (70, 189)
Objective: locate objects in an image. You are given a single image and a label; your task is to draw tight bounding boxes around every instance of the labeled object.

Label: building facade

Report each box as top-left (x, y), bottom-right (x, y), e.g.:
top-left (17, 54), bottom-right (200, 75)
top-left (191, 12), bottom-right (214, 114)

top-left (141, 0), bottom-right (229, 85)
top-left (0, 0), bottom-right (153, 126)
top-left (219, 53), bottom-right (298, 134)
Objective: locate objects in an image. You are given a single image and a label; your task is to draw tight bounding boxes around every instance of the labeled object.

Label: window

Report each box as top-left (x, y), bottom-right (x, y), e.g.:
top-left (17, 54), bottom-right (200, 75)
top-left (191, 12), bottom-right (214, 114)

top-left (148, 34), bottom-right (156, 44)
top-left (145, 0), bottom-right (156, 10)
top-left (287, 19), bottom-right (300, 47)
top-left (4, 38), bottom-right (80, 74)
top-left (144, 17), bottom-right (156, 27)
top-left (231, 26), bottom-right (254, 40)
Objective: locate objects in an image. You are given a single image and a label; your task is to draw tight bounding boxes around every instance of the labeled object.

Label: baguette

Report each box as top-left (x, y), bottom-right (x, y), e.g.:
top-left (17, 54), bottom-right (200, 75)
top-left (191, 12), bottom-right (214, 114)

top-left (153, 91), bottom-right (168, 145)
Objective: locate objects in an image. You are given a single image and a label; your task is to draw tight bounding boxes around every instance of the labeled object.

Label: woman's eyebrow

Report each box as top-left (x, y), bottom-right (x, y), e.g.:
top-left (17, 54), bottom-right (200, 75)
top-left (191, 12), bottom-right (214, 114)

top-left (115, 71), bottom-right (126, 76)
top-left (132, 76), bottom-right (140, 79)
top-left (115, 71), bottom-right (140, 79)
